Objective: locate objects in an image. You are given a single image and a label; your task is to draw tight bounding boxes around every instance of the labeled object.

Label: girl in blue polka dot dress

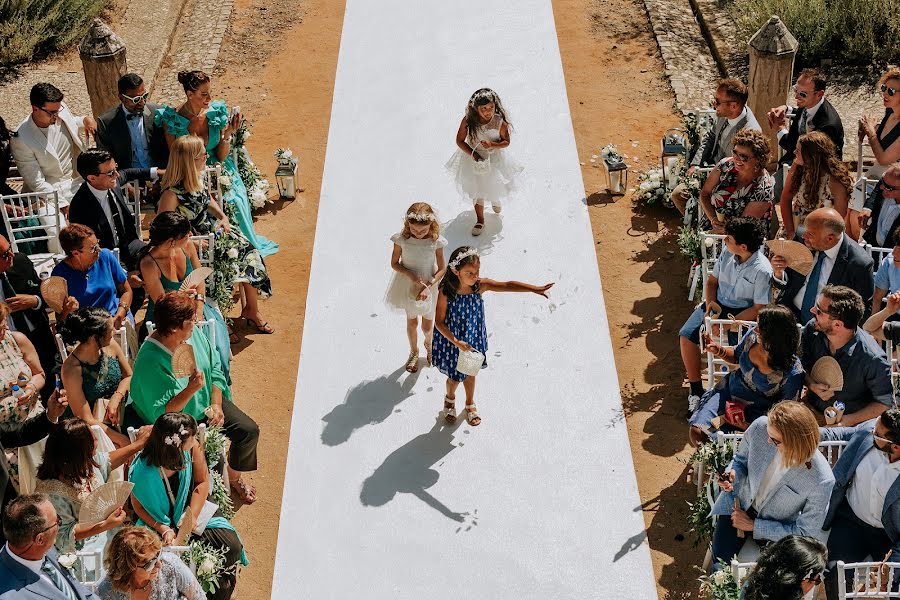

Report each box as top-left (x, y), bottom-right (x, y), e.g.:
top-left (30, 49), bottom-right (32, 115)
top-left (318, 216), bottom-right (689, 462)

top-left (432, 246), bottom-right (554, 426)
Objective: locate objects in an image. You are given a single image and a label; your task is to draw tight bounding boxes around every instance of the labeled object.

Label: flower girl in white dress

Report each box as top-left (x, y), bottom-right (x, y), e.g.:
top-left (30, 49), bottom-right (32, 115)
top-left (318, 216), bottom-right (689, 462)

top-left (386, 203), bottom-right (447, 372)
top-left (446, 88), bottom-right (523, 236)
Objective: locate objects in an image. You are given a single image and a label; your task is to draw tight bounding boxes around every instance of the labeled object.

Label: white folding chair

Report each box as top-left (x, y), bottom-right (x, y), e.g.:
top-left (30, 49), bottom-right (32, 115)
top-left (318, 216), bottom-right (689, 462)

top-left (837, 560), bottom-right (900, 599)
top-left (55, 333), bottom-right (69, 361)
top-left (819, 440), bottom-right (849, 464)
top-left (164, 545), bottom-right (197, 574)
top-left (731, 559), bottom-right (756, 588)
top-left (865, 243), bottom-right (893, 268)
top-left (0, 190), bottom-right (64, 274)
top-left (126, 179), bottom-right (157, 236)
top-left (144, 319), bottom-right (214, 347)
top-left (74, 548), bottom-right (104, 590)
top-left (703, 316), bottom-right (757, 389)
top-left (203, 165), bottom-right (223, 202)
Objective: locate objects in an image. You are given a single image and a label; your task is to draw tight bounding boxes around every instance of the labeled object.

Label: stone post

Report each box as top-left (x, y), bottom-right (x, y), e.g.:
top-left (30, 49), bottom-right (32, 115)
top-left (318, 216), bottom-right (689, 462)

top-left (79, 19), bottom-right (127, 117)
top-left (747, 16), bottom-right (798, 162)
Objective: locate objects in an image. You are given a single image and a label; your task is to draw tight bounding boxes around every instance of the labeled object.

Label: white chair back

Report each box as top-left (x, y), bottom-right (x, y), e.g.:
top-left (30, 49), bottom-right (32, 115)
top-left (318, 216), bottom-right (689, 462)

top-left (837, 560), bottom-right (900, 599)
top-left (700, 233), bottom-right (726, 299)
top-left (703, 316), bottom-right (757, 388)
top-left (164, 545), bottom-right (197, 574)
top-left (203, 165), bottom-right (223, 201)
top-left (715, 431), bottom-right (848, 461)
top-left (0, 190), bottom-right (62, 251)
top-left (145, 319), bottom-right (214, 348)
top-left (866, 243), bottom-right (893, 267)
top-left (55, 333), bottom-right (69, 361)
top-left (74, 548), bottom-right (104, 590)
top-left (731, 559), bottom-right (756, 587)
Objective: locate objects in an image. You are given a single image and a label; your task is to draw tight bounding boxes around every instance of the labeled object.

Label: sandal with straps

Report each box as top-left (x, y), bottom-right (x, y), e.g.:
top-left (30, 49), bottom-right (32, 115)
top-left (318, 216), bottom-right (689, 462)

top-left (405, 351), bottom-right (419, 373)
top-left (231, 477), bottom-right (257, 504)
top-left (443, 396), bottom-right (457, 423)
top-left (465, 402), bottom-right (481, 426)
top-left (471, 222), bottom-right (484, 236)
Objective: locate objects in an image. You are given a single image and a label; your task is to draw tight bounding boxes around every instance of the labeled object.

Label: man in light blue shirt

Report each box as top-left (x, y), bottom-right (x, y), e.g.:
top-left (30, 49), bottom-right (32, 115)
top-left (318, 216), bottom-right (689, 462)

top-left (95, 73), bottom-right (168, 170)
top-left (680, 217), bottom-right (773, 411)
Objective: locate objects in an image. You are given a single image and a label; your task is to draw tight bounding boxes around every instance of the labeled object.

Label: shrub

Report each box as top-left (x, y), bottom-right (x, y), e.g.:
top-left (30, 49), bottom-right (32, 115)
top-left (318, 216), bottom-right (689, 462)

top-left (0, 0), bottom-right (110, 67)
top-left (726, 0), bottom-right (900, 74)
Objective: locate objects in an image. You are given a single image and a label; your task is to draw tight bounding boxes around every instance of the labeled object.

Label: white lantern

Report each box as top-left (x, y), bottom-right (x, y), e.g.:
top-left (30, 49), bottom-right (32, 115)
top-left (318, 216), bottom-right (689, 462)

top-left (275, 158), bottom-right (298, 199)
top-left (602, 157), bottom-right (629, 195)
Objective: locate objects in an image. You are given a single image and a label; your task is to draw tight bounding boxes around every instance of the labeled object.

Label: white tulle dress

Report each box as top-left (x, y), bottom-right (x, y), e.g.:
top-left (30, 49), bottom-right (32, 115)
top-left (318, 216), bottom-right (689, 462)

top-left (385, 233), bottom-right (448, 318)
top-left (445, 114), bottom-right (523, 205)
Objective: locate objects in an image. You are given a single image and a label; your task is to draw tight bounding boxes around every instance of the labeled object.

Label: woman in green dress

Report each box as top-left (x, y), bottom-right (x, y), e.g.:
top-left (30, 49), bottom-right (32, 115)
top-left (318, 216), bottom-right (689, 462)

top-left (139, 211), bottom-right (231, 383)
top-left (130, 291), bottom-right (259, 504)
top-left (158, 134), bottom-right (273, 334)
top-left (155, 69), bottom-right (278, 258)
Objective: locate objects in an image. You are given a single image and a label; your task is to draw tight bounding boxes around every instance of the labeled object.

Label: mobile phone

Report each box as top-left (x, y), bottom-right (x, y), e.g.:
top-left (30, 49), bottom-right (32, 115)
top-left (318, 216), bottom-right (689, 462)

top-left (55, 374), bottom-right (61, 389)
top-left (231, 106), bottom-right (241, 117)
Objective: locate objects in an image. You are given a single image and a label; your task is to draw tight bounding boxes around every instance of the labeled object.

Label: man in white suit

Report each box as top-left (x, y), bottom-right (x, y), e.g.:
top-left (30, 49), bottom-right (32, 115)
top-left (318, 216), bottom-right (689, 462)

top-left (10, 83), bottom-right (97, 253)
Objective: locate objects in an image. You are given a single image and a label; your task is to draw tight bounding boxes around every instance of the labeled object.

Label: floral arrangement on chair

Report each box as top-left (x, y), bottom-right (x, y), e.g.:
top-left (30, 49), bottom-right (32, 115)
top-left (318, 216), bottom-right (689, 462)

top-left (210, 202), bottom-right (244, 315)
top-left (209, 470), bottom-right (235, 520)
top-left (698, 566), bottom-right (741, 600)
top-left (683, 439), bottom-right (736, 546)
top-left (204, 425), bottom-right (227, 467)
top-left (232, 121), bottom-right (272, 210)
top-left (188, 540), bottom-right (237, 594)
top-left (632, 168), bottom-right (669, 206)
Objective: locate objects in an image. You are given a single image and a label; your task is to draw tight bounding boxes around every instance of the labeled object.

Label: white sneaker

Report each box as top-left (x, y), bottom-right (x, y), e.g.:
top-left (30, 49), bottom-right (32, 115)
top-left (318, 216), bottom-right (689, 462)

top-left (687, 394), bottom-right (700, 413)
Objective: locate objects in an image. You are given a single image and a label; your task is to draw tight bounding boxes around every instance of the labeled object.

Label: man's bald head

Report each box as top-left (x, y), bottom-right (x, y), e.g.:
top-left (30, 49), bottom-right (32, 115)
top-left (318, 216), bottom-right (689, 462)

top-left (806, 208), bottom-right (845, 236)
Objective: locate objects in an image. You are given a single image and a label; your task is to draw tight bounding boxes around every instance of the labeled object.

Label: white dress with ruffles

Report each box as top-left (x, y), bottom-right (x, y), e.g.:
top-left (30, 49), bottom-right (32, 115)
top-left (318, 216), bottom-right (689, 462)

top-left (445, 114), bottom-right (523, 204)
top-left (385, 233), bottom-right (447, 318)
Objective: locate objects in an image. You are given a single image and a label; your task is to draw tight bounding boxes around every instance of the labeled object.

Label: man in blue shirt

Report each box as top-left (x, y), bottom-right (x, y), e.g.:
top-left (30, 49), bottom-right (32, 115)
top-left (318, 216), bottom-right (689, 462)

top-left (680, 217), bottom-right (772, 412)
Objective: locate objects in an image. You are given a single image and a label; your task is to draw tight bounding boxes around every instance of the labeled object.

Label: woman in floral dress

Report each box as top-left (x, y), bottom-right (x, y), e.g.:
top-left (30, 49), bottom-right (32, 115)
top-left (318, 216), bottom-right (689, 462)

top-left (158, 134), bottom-right (273, 333)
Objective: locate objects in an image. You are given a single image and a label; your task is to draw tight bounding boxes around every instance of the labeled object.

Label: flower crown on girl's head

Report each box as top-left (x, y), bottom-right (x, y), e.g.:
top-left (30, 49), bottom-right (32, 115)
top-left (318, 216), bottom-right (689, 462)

top-left (449, 248), bottom-right (479, 270)
top-left (469, 89), bottom-right (498, 108)
top-left (164, 426), bottom-right (190, 447)
top-left (405, 212), bottom-right (435, 223)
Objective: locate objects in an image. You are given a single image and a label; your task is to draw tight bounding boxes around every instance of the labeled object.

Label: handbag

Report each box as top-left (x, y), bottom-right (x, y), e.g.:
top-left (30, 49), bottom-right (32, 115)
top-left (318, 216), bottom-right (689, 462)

top-left (722, 399), bottom-right (747, 429)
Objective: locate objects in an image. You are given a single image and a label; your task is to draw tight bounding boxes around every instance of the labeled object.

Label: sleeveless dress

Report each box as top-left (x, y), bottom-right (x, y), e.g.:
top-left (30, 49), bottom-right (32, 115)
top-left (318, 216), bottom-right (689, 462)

top-left (791, 175), bottom-right (835, 230)
top-left (0, 330), bottom-right (43, 494)
top-left (851, 108), bottom-right (900, 210)
top-left (145, 251), bottom-right (232, 385)
top-left (445, 114), bottom-right (523, 204)
top-left (431, 291), bottom-right (488, 382)
top-left (72, 351), bottom-right (123, 412)
top-left (384, 233), bottom-right (447, 318)
top-left (155, 101), bottom-right (279, 257)
top-left (167, 184), bottom-right (272, 298)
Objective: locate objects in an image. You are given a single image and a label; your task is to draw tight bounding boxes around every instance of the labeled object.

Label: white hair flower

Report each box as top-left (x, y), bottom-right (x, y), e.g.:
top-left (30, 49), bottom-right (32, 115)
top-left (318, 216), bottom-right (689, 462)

top-left (449, 248), bottom-right (479, 270)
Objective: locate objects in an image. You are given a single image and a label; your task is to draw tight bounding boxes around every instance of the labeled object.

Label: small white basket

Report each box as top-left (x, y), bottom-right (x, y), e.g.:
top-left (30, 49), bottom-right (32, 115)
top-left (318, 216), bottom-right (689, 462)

top-left (409, 289), bottom-right (431, 316)
top-left (472, 146), bottom-right (491, 175)
top-left (456, 349), bottom-right (485, 376)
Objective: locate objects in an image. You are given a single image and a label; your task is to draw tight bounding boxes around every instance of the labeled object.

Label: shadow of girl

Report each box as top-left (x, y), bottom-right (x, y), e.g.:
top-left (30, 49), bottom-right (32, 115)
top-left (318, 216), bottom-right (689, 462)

top-left (360, 418), bottom-right (472, 523)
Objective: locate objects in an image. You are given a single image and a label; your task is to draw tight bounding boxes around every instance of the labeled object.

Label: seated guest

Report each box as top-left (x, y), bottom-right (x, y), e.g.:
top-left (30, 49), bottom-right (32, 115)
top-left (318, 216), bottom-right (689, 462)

top-left (779, 131), bottom-right (852, 240)
top-left (698, 129), bottom-right (775, 232)
top-left (671, 78), bottom-right (761, 216)
top-left (0, 115), bottom-right (15, 198)
top-left (0, 301), bottom-right (46, 425)
top-left (52, 224), bottom-right (133, 328)
top-left (59, 308), bottom-right (132, 447)
top-left (129, 413), bottom-right (247, 600)
top-left (96, 73), bottom-right (169, 170)
top-left (800, 285), bottom-right (892, 427)
top-left (0, 493), bottom-right (98, 599)
top-left (9, 84), bottom-right (96, 242)
top-left (710, 401), bottom-right (833, 570)
top-left (740, 535), bottom-right (827, 600)
top-left (853, 68), bottom-right (900, 225)
top-left (689, 305), bottom-right (803, 445)
top-left (680, 217), bottom-right (772, 412)
top-left (821, 409), bottom-right (900, 600)
top-left (139, 212), bottom-right (231, 382)
top-left (0, 389), bottom-right (66, 545)
top-left (159, 135), bottom-right (272, 332)
top-left (872, 232), bottom-right (900, 314)
top-left (69, 149), bottom-right (155, 273)
top-left (772, 208), bottom-right (874, 322)
top-left (97, 526), bottom-right (204, 600)
top-left (768, 68), bottom-right (845, 201)
top-left (0, 233), bottom-right (59, 388)
top-left (34, 418), bottom-right (147, 554)
top-left (861, 163), bottom-right (900, 249)
top-left (130, 292), bottom-right (258, 503)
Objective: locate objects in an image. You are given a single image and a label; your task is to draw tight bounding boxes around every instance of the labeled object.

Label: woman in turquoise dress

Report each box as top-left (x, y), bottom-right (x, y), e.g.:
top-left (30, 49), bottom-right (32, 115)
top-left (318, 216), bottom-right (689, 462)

top-left (139, 211), bottom-right (232, 383)
top-left (155, 69), bottom-right (278, 258)
top-left (159, 134), bottom-right (273, 333)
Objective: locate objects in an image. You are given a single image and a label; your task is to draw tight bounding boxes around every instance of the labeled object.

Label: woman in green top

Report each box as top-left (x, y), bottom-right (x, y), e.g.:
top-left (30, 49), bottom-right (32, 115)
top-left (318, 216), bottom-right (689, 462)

top-left (130, 291), bottom-right (259, 504)
top-left (139, 211), bottom-right (231, 384)
top-left (129, 412), bottom-right (247, 600)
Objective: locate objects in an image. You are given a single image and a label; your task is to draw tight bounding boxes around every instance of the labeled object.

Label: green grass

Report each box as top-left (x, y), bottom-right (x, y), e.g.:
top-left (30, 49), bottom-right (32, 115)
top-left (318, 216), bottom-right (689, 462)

top-left (726, 0), bottom-right (900, 81)
top-left (0, 0), bottom-right (110, 67)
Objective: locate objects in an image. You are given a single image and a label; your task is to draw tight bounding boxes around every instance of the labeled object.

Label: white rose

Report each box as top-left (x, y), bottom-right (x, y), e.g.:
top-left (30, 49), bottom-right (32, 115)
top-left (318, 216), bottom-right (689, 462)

top-left (704, 237), bottom-right (715, 247)
top-left (639, 182), bottom-right (651, 191)
top-left (712, 570), bottom-right (727, 586)
top-left (58, 553), bottom-right (78, 569)
top-left (199, 558), bottom-right (216, 576)
top-left (283, 149), bottom-right (293, 159)
top-left (227, 248), bottom-right (239, 259)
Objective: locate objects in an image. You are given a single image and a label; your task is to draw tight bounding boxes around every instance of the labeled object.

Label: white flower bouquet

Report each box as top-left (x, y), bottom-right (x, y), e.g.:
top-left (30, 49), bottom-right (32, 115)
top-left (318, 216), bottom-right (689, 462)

top-left (274, 147), bottom-right (297, 168)
top-left (189, 540), bottom-right (236, 594)
top-left (697, 565), bottom-right (741, 600)
top-left (600, 143), bottom-right (623, 163)
top-left (632, 168), bottom-right (669, 206)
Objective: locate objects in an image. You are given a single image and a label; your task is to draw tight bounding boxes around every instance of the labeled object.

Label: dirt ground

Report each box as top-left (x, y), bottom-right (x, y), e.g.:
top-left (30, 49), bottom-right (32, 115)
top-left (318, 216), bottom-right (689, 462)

top-left (210, 0), bottom-right (702, 597)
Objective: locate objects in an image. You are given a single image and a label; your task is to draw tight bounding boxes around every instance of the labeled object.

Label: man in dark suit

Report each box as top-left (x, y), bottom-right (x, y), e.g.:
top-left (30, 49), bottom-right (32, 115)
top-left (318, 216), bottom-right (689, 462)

top-left (768, 68), bottom-right (845, 199)
top-left (861, 164), bottom-right (900, 248)
top-left (95, 73), bottom-right (168, 170)
top-left (0, 490), bottom-right (97, 599)
top-left (771, 207), bottom-right (874, 322)
top-left (0, 235), bottom-right (58, 389)
top-left (0, 390), bottom-right (67, 546)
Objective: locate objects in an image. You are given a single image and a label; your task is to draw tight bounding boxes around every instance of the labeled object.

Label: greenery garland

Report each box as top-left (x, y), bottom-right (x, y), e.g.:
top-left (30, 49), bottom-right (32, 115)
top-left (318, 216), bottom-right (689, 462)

top-left (683, 439), bottom-right (736, 547)
top-left (209, 470), bottom-right (235, 520)
top-left (232, 121), bottom-right (271, 209)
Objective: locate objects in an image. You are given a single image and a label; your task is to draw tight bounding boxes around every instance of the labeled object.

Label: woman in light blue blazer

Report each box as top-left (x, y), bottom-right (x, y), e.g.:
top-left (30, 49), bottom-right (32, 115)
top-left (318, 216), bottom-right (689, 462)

top-left (711, 401), bottom-right (835, 570)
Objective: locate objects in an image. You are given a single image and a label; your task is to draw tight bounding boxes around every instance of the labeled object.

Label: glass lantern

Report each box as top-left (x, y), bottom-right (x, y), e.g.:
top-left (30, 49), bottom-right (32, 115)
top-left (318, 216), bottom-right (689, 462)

top-left (603, 157), bottom-right (629, 195)
top-left (275, 159), bottom-right (298, 199)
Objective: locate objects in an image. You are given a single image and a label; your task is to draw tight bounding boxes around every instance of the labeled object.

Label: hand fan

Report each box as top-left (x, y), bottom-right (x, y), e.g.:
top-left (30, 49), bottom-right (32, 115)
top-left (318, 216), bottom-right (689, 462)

top-left (171, 344), bottom-right (196, 379)
top-left (179, 267), bottom-right (214, 292)
top-left (39, 276), bottom-right (68, 313)
top-left (77, 480), bottom-right (134, 525)
top-left (810, 356), bottom-right (844, 391)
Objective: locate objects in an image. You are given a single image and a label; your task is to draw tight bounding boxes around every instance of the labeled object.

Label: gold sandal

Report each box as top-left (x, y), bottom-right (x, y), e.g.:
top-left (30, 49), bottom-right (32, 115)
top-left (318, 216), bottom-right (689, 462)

top-left (405, 351), bottom-right (419, 373)
top-left (443, 396), bottom-right (457, 423)
top-left (465, 402), bottom-right (481, 426)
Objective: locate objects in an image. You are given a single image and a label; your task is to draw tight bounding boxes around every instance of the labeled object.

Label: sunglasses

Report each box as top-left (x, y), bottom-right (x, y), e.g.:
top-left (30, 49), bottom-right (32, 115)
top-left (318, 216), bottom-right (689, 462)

top-left (80, 243), bottom-right (100, 255)
top-left (874, 434), bottom-right (895, 445)
top-left (711, 97), bottom-right (734, 107)
top-left (733, 150), bottom-right (753, 163)
top-left (121, 91), bottom-right (150, 103)
top-left (882, 84), bottom-right (899, 97)
top-left (768, 434), bottom-right (783, 447)
top-left (101, 167), bottom-right (118, 177)
top-left (141, 552), bottom-right (161, 572)
top-left (792, 85), bottom-right (810, 99)
top-left (882, 179), bottom-right (899, 192)
top-left (36, 106), bottom-right (60, 118)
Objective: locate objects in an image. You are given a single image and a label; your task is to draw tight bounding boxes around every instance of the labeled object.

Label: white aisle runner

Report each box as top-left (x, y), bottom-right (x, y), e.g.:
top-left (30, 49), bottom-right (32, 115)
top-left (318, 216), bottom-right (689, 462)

top-left (271, 1), bottom-right (656, 598)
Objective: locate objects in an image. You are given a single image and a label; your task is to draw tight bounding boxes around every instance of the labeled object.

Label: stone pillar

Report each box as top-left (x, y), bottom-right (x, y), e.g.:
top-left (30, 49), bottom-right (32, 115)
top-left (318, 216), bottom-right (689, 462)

top-left (747, 16), bottom-right (798, 161)
top-left (79, 19), bottom-right (127, 117)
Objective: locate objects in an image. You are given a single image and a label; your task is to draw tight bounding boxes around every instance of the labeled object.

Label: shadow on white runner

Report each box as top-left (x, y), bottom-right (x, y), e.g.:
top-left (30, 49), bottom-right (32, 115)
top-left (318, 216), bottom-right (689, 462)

top-left (272, 0), bottom-right (656, 598)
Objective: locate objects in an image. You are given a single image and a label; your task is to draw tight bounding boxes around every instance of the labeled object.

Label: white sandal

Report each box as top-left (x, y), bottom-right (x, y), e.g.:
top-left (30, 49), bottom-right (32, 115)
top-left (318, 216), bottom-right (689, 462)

top-left (465, 402), bottom-right (481, 426)
top-left (471, 222), bottom-right (484, 236)
top-left (443, 396), bottom-right (457, 423)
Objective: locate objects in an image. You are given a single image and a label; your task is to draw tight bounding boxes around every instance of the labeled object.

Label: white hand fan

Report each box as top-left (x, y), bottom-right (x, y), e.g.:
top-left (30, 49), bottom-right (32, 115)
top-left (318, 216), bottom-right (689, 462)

top-left (77, 480), bottom-right (134, 525)
top-left (172, 344), bottom-right (196, 378)
top-left (175, 509), bottom-right (195, 546)
top-left (179, 267), bottom-right (214, 292)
